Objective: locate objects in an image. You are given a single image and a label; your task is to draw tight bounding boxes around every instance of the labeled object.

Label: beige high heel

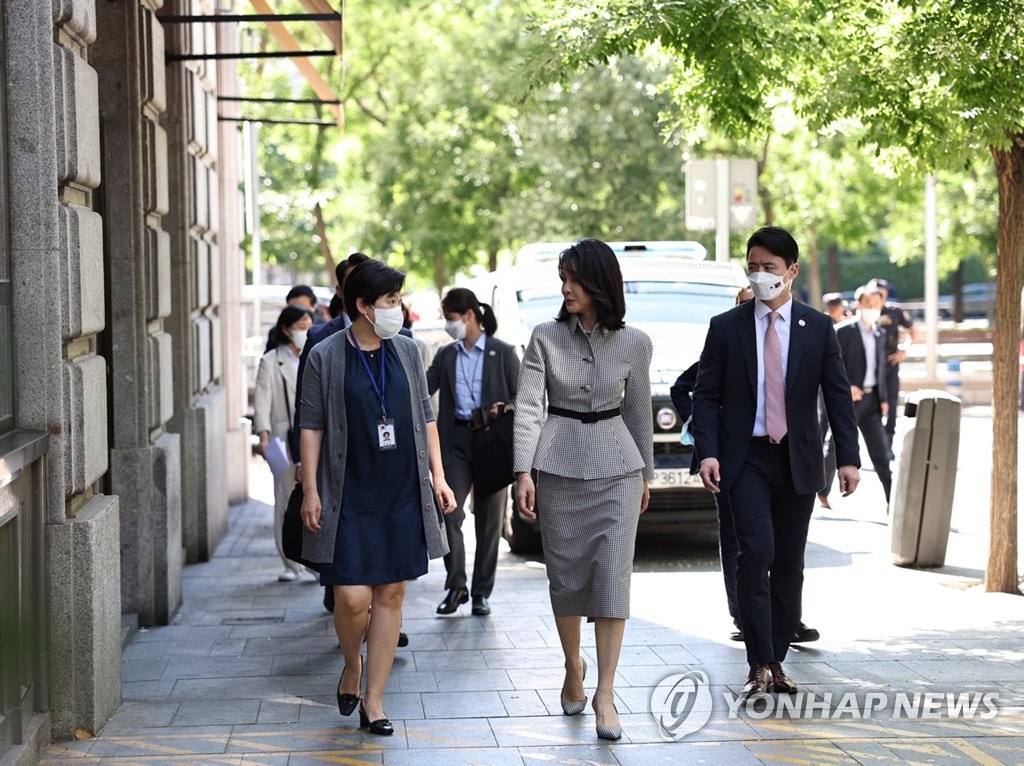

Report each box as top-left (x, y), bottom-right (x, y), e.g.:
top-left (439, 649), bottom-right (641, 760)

top-left (593, 690), bottom-right (622, 740)
top-left (560, 657), bottom-right (588, 716)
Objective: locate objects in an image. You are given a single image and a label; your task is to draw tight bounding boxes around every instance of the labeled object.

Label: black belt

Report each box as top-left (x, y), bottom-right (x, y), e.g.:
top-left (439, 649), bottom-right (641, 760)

top-left (453, 418), bottom-right (480, 429)
top-left (548, 405), bottom-right (621, 424)
top-left (751, 435), bottom-right (787, 445)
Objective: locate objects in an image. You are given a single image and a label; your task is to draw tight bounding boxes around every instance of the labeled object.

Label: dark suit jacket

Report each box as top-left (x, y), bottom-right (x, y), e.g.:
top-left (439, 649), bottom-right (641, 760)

top-left (426, 335), bottom-right (520, 473)
top-left (835, 318), bottom-right (888, 403)
top-left (669, 361), bottom-right (700, 423)
top-left (290, 314), bottom-right (348, 460)
top-left (692, 299), bottom-right (860, 496)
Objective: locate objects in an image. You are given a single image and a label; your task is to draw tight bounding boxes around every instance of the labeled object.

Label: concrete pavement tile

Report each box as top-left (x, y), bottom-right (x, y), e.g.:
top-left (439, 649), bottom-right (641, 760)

top-left (162, 655), bottom-right (274, 680)
top-left (383, 747), bottom-right (525, 766)
top-left (433, 669), bottom-right (515, 692)
top-left (383, 670), bottom-right (439, 694)
top-left (745, 739), bottom-right (862, 763)
top-left (284, 674), bottom-right (341, 697)
top-left (621, 627), bottom-right (696, 646)
top-left (952, 639), bottom-right (1024, 663)
top-left (122, 678), bottom-right (177, 701)
top-left (402, 717), bottom-right (497, 749)
top-left (826, 659), bottom-right (933, 685)
top-left (507, 667), bottom-right (623, 691)
top-left (237, 757), bottom-right (289, 765)
top-left (897, 659), bottom-right (1024, 683)
top-left (610, 741), bottom-right (763, 765)
top-left (172, 698), bottom-right (262, 726)
top-left (132, 625), bottom-right (234, 643)
top-left (836, 736), bottom-right (1024, 764)
top-left (169, 676), bottom-right (288, 700)
top-left (519, 743), bottom-right (620, 764)
top-left (123, 658), bottom-right (168, 683)
top-left (83, 728), bottom-right (232, 758)
top-left (381, 692), bottom-right (427, 721)
top-left (284, 607), bottom-right (341, 624)
top-left (412, 649), bottom-right (489, 671)
top-left (737, 712), bottom-right (903, 741)
top-left (488, 714), bottom-right (601, 747)
top-left (40, 740), bottom-right (96, 760)
top-left (98, 700), bottom-right (181, 732)
top-left (270, 654), bottom-right (310, 676)
top-left (281, 749), bottom-right (384, 765)
top-left (421, 690), bottom-right (508, 719)
top-left (396, 633), bottom-right (448, 651)
top-left (228, 622), bottom-right (331, 640)
top-left (242, 636), bottom-right (339, 656)
top-left (441, 631), bottom-right (516, 650)
top-left (499, 689), bottom-right (549, 718)
top-left (617, 665), bottom-right (695, 688)
top-left (481, 648), bottom-right (567, 669)
top-left (256, 697), bottom-right (303, 724)
top-left (504, 630), bottom-right (558, 649)
top-left (682, 643), bottom-right (749, 666)
top-left (195, 609), bottom-right (286, 627)
top-left (297, 695), bottom-right (346, 723)
top-left (648, 645), bottom-right (703, 666)
top-left (211, 637), bottom-right (251, 656)
top-left (618, 711), bottom-right (765, 745)
top-left (393, 617), bottom-right (461, 635)
top-left (227, 721), bottom-right (406, 752)
top-left (123, 639), bottom-right (218, 659)
top-left (583, 645), bottom-right (664, 667)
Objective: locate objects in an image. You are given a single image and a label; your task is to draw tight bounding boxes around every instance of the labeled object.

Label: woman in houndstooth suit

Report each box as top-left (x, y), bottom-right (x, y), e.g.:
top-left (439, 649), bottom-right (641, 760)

top-left (513, 239), bottom-right (654, 741)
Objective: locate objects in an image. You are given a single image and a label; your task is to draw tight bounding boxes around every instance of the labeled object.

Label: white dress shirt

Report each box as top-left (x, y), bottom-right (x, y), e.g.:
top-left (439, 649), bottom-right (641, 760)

top-left (753, 297), bottom-right (793, 437)
top-left (858, 317), bottom-right (878, 389)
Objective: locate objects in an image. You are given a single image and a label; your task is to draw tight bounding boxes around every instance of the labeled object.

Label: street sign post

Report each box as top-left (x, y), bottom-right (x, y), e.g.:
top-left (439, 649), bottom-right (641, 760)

top-left (685, 158), bottom-right (759, 262)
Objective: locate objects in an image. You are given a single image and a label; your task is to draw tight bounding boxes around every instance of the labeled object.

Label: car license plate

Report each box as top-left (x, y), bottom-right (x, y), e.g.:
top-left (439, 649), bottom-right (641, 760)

top-left (649, 468), bottom-right (703, 488)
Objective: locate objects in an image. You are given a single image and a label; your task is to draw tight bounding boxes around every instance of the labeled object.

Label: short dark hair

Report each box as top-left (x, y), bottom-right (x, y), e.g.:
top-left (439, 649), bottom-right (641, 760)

top-left (441, 287), bottom-right (498, 335)
top-left (286, 284), bottom-right (317, 304)
top-left (343, 259), bottom-right (405, 320)
top-left (327, 294), bottom-right (345, 319)
top-left (555, 239), bottom-right (626, 331)
top-left (265, 305), bottom-right (312, 353)
top-left (335, 252), bottom-right (370, 287)
top-left (746, 226), bottom-right (799, 267)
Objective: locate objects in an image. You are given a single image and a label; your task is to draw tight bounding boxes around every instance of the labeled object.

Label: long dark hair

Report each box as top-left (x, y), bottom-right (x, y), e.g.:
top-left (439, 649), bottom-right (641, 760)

top-left (555, 239), bottom-right (626, 330)
top-left (441, 287), bottom-right (497, 335)
top-left (265, 305), bottom-right (312, 353)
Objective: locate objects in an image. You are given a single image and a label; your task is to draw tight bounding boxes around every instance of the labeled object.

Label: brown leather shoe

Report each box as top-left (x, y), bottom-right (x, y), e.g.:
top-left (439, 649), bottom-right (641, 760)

top-left (768, 661), bottom-right (798, 694)
top-left (741, 664), bottom-right (769, 699)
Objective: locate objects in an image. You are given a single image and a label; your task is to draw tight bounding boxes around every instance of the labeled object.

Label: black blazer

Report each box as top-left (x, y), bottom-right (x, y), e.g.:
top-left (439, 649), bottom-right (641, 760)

top-left (692, 299), bottom-right (860, 495)
top-left (426, 334), bottom-right (520, 472)
top-left (835, 318), bottom-right (888, 403)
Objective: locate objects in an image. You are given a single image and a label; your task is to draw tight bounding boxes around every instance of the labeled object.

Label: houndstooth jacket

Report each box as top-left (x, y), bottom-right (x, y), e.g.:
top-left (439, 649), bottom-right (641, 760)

top-left (513, 316), bottom-right (655, 481)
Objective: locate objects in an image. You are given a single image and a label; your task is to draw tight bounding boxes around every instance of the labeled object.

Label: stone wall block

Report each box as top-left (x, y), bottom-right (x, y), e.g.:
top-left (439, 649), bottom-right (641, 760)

top-left (144, 227), bottom-right (172, 322)
top-left (54, 46), bottom-right (101, 189)
top-left (192, 236), bottom-right (210, 308)
top-left (152, 432), bottom-right (183, 622)
top-left (190, 76), bottom-right (207, 150)
top-left (62, 355), bottom-right (108, 496)
top-left (139, 6), bottom-right (166, 113)
top-left (192, 315), bottom-right (212, 392)
top-left (191, 155), bottom-right (210, 231)
top-left (142, 120), bottom-right (169, 216)
top-left (52, 0), bottom-right (97, 44)
top-left (148, 331), bottom-right (174, 428)
top-left (58, 204), bottom-right (105, 341)
top-left (209, 311), bottom-right (222, 382)
top-left (110, 447), bottom-right (153, 621)
top-left (71, 495), bottom-right (122, 734)
top-left (45, 521), bottom-right (75, 737)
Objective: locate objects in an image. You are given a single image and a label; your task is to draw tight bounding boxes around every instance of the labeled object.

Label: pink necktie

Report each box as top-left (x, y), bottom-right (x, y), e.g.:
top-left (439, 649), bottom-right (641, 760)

top-left (765, 311), bottom-right (787, 442)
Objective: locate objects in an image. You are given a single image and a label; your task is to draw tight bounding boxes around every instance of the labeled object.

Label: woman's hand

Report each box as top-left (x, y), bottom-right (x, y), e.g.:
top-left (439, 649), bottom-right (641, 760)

top-left (515, 472), bottom-right (536, 520)
top-left (301, 490), bottom-right (322, 533)
top-left (256, 431), bottom-right (270, 457)
top-left (434, 476), bottom-right (457, 515)
top-left (640, 480), bottom-right (650, 514)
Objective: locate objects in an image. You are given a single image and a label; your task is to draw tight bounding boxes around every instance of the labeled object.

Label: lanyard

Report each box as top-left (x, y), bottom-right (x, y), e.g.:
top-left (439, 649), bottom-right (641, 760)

top-left (350, 330), bottom-right (387, 419)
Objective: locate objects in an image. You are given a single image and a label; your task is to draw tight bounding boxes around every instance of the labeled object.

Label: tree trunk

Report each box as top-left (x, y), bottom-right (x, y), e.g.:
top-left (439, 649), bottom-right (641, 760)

top-left (804, 225), bottom-right (823, 309)
top-left (986, 136), bottom-right (1024, 594)
top-left (313, 203), bottom-right (336, 285)
top-left (827, 243), bottom-right (841, 293)
top-left (488, 248), bottom-right (498, 272)
top-left (434, 253), bottom-right (446, 295)
top-left (953, 260), bottom-right (964, 323)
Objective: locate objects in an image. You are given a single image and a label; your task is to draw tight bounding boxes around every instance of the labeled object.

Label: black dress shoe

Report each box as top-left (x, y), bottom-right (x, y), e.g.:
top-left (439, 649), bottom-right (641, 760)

top-left (397, 631), bottom-right (409, 647)
top-left (741, 664), bottom-right (769, 699)
top-left (730, 629), bottom-right (744, 642)
top-left (359, 702), bottom-right (394, 736)
top-left (436, 587), bottom-right (468, 615)
top-left (768, 661), bottom-right (798, 694)
top-left (323, 586), bottom-right (335, 613)
top-left (471, 596), bottom-right (491, 616)
top-left (336, 660), bottom-right (361, 716)
top-left (792, 623), bottom-right (820, 643)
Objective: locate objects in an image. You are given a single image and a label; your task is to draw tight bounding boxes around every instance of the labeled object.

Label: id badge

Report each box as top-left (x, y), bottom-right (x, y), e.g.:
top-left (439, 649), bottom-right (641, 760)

top-left (377, 418), bottom-right (397, 451)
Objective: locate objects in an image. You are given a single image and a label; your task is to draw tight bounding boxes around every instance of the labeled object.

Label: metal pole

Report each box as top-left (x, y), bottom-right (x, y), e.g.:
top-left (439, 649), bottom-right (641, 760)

top-left (246, 121), bottom-right (262, 339)
top-left (925, 173), bottom-right (939, 381)
top-left (715, 157), bottom-right (730, 262)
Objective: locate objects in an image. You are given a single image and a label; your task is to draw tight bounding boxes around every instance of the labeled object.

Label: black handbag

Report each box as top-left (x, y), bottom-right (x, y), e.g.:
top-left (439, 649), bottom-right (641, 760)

top-left (282, 483), bottom-right (321, 571)
top-left (471, 408), bottom-right (515, 497)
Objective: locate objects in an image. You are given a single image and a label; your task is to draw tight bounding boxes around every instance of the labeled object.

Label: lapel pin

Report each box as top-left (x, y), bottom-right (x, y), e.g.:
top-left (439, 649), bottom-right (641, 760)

top-left (489, 350), bottom-right (496, 356)
top-left (798, 319), bottom-right (806, 327)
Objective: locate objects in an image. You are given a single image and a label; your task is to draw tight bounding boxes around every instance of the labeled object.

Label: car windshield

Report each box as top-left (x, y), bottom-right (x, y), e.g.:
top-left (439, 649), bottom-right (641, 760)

top-left (517, 282), bottom-right (739, 328)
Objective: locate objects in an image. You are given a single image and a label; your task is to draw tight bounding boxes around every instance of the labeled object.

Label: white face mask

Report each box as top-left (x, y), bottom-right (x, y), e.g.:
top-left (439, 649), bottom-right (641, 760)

top-left (748, 269), bottom-right (792, 302)
top-left (369, 304), bottom-right (404, 339)
top-left (859, 308), bottom-right (882, 325)
top-left (290, 329), bottom-right (308, 351)
top-left (445, 318), bottom-right (466, 341)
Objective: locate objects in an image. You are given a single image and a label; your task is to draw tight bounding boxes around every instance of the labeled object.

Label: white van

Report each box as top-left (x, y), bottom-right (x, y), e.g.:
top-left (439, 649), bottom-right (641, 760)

top-left (466, 241), bottom-right (748, 552)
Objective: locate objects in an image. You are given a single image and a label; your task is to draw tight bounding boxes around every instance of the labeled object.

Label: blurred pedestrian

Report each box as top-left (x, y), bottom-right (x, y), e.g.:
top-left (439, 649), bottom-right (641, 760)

top-left (693, 226), bottom-right (860, 700)
top-left (868, 278), bottom-right (914, 448)
top-left (286, 284), bottom-right (320, 315)
top-left (836, 284), bottom-right (893, 504)
top-left (514, 239), bottom-right (653, 741)
top-left (254, 305), bottom-right (314, 581)
top-left (817, 293), bottom-right (848, 508)
top-left (427, 288), bottom-right (520, 617)
top-left (298, 259), bottom-right (455, 735)
top-left (822, 292), bottom-right (849, 324)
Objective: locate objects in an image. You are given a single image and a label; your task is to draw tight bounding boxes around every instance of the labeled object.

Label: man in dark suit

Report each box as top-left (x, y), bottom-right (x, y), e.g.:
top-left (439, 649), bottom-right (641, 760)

top-left (835, 284), bottom-right (892, 503)
top-left (867, 278), bottom-right (914, 449)
top-left (692, 226), bottom-right (860, 699)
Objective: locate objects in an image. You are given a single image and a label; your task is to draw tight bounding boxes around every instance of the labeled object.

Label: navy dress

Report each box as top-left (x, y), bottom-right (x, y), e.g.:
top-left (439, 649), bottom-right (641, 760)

top-left (319, 339), bottom-right (429, 586)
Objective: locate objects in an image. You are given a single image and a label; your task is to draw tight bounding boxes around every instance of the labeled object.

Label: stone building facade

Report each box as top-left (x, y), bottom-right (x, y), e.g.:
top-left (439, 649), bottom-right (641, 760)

top-left (0, 1), bottom-right (249, 761)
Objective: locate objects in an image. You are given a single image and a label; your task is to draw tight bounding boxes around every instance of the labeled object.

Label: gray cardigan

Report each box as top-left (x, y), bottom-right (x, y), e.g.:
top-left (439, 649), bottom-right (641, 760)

top-left (297, 330), bottom-right (449, 564)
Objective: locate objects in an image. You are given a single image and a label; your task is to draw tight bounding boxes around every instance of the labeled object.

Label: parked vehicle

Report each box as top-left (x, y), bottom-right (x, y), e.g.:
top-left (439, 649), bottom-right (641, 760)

top-left (465, 241), bottom-right (748, 553)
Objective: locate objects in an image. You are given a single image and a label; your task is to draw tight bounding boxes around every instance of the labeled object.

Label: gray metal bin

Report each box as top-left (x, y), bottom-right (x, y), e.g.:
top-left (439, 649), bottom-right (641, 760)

top-left (890, 390), bottom-right (962, 567)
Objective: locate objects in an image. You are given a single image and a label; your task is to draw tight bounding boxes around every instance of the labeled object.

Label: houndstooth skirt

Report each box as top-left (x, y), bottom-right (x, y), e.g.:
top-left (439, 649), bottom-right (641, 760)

top-left (535, 470), bottom-right (643, 620)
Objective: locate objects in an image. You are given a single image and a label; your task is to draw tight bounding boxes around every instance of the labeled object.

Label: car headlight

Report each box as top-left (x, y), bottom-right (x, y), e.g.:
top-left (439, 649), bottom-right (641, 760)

top-left (656, 407), bottom-right (678, 430)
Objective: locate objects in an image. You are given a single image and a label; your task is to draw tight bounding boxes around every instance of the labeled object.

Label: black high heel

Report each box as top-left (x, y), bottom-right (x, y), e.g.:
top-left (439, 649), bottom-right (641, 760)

top-left (336, 658), bottom-right (361, 717)
top-left (359, 702), bottom-right (394, 736)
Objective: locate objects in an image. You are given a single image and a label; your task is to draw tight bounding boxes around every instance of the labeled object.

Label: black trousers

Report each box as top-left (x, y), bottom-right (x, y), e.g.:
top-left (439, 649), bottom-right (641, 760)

top-left (818, 390), bottom-right (837, 497)
top-left (442, 424), bottom-right (507, 598)
top-left (729, 440), bottom-right (814, 665)
top-left (884, 362), bottom-right (901, 444)
top-left (855, 389), bottom-right (892, 503)
top-left (715, 492), bottom-right (742, 630)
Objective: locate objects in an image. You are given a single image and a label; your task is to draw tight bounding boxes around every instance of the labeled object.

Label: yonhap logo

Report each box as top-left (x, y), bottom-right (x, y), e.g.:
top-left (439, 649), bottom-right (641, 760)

top-left (650, 670), bottom-right (714, 740)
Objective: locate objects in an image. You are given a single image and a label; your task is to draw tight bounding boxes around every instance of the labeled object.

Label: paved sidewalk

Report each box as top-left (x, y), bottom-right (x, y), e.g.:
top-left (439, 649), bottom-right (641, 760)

top-left (44, 441), bottom-right (1024, 765)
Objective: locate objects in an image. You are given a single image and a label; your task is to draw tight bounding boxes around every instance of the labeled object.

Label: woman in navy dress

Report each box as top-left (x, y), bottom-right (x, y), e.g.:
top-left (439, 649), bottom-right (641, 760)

top-left (298, 260), bottom-right (455, 736)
